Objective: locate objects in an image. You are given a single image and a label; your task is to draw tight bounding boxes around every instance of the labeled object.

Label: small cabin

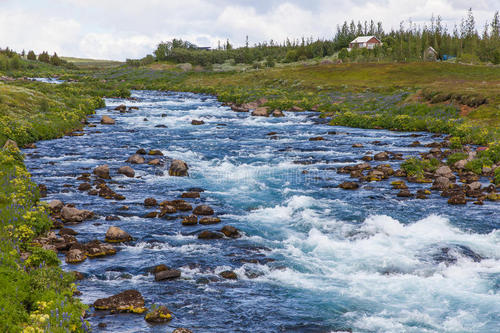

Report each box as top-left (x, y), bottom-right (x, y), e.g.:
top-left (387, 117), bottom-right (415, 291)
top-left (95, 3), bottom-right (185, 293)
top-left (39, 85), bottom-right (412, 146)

top-left (423, 46), bottom-right (438, 61)
top-left (348, 36), bottom-right (382, 50)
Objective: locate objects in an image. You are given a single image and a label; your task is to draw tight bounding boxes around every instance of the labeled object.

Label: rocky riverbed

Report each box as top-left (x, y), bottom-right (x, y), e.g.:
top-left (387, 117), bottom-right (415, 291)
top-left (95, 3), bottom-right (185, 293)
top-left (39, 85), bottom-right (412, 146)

top-left (24, 90), bottom-right (499, 332)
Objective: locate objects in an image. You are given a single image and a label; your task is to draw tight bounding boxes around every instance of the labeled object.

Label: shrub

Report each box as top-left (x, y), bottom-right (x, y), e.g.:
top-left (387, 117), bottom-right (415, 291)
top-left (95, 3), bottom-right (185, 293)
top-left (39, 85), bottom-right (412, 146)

top-left (447, 152), bottom-right (468, 166)
top-left (449, 136), bottom-right (462, 149)
top-left (401, 157), bottom-right (439, 179)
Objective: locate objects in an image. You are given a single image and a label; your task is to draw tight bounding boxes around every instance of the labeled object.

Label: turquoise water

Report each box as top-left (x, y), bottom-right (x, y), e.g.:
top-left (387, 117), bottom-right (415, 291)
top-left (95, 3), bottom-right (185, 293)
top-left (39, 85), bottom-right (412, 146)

top-left (24, 90), bottom-right (499, 332)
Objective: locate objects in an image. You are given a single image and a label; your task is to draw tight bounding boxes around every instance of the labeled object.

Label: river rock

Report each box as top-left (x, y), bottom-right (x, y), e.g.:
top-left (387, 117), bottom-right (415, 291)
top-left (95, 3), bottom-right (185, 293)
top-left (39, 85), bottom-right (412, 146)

top-left (66, 249), bottom-right (87, 264)
top-left (78, 183), bottom-right (92, 191)
top-left (154, 269), bottom-right (181, 281)
top-left (219, 270), bottom-right (237, 280)
top-left (136, 148), bottom-right (147, 155)
top-left (193, 205), bottom-right (214, 215)
top-left (85, 240), bottom-right (117, 258)
top-left (144, 212), bottom-right (158, 218)
top-left (61, 206), bottom-right (93, 223)
top-left (221, 225), bottom-right (241, 238)
top-left (352, 143), bottom-right (363, 148)
top-left (148, 149), bottom-right (163, 156)
top-left (159, 205), bottom-right (177, 216)
top-left (199, 217), bottom-right (221, 225)
top-left (144, 305), bottom-right (173, 323)
top-left (114, 104), bottom-right (126, 112)
top-left (432, 176), bottom-right (453, 190)
top-left (169, 200), bottom-right (192, 211)
top-left (272, 109), bottom-right (284, 117)
top-left (339, 181), bottom-right (359, 190)
top-left (191, 120), bottom-right (205, 125)
top-left (144, 197), bottom-right (157, 206)
top-left (198, 230), bottom-right (224, 239)
top-left (105, 226), bottom-right (132, 243)
top-left (117, 166), bottom-right (135, 178)
top-left (48, 200), bottom-right (63, 212)
top-left (181, 215), bottom-right (198, 226)
top-left (173, 328), bottom-right (193, 333)
top-left (454, 159), bottom-right (467, 170)
top-left (467, 182), bottom-right (481, 192)
top-left (169, 159), bottom-right (189, 176)
top-left (181, 191), bottom-right (200, 198)
top-left (435, 166), bottom-right (453, 178)
top-left (397, 189), bottom-right (413, 197)
top-left (374, 152), bottom-right (389, 161)
top-left (251, 107), bottom-right (269, 117)
top-left (448, 194), bottom-right (466, 205)
top-left (127, 154), bottom-right (145, 164)
top-left (93, 290), bottom-right (147, 313)
top-left (101, 116), bottom-right (115, 125)
top-left (93, 165), bottom-right (110, 179)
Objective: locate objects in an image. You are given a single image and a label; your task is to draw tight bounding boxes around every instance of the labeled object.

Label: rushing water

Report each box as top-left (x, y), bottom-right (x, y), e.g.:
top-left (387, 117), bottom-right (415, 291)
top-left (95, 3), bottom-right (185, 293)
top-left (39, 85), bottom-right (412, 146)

top-left (24, 90), bottom-right (499, 332)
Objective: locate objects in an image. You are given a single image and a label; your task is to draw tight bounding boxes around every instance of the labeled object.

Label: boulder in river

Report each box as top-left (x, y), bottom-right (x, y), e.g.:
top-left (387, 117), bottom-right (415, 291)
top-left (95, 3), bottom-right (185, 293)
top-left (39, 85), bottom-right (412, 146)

top-left (85, 240), bottom-right (117, 258)
top-left (181, 191), bottom-right (200, 198)
top-left (219, 270), bottom-right (238, 280)
top-left (374, 152), bottom-right (389, 161)
top-left (78, 183), bottom-right (92, 191)
top-left (191, 120), bottom-right (205, 125)
top-left (173, 329), bottom-right (193, 333)
top-left (48, 200), bottom-right (63, 213)
top-left (93, 164), bottom-right (110, 179)
top-left (61, 206), bottom-right (93, 223)
top-left (148, 159), bottom-right (162, 166)
top-left (117, 166), bottom-right (135, 178)
top-left (144, 305), bottom-right (173, 323)
top-left (114, 104), bottom-right (126, 112)
top-left (448, 194), bottom-right (466, 205)
top-left (159, 205), bottom-right (177, 216)
top-left (251, 107), bottom-right (269, 117)
top-left (272, 109), bottom-right (284, 117)
top-left (93, 289), bottom-right (147, 314)
top-left (154, 269), bottom-right (181, 281)
top-left (101, 115), bottom-right (115, 125)
top-left (148, 149), bottom-right (163, 156)
top-left (65, 249), bottom-right (87, 264)
top-left (105, 226), bottom-right (132, 243)
top-left (144, 197), bottom-right (158, 206)
top-left (193, 205), bottom-right (214, 215)
top-left (169, 159), bottom-right (189, 177)
top-left (338, 181), bottom-right (359, 190)
top-left (126, 154), bottom-right (145, 164)
top-left (221, 225), bottom-right (241, 238)
top-left (198, 230), bottom-right (224, 239)
top-left (181, 215), bottom-right (198, 226)
top-left (199, 217), bottom-right (221, 225)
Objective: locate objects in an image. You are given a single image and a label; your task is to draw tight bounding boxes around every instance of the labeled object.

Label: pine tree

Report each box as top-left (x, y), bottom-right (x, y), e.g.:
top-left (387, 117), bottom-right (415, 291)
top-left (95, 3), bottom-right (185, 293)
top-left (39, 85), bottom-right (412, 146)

top-left (27, 50), bottom-right (36, 61)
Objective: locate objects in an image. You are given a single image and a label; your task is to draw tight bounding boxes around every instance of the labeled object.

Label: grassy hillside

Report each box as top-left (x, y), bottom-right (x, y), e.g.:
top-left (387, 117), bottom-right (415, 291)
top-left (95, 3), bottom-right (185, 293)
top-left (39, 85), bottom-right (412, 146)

top-left (90, 61), bottom-right (499, 144)
top-left (61, 57), bottom-right (123, 70)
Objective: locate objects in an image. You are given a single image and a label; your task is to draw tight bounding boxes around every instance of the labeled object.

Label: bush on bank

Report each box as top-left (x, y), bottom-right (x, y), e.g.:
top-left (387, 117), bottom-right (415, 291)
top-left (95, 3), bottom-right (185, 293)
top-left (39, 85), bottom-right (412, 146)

top-left (0, 146), bottom-right (89, 332)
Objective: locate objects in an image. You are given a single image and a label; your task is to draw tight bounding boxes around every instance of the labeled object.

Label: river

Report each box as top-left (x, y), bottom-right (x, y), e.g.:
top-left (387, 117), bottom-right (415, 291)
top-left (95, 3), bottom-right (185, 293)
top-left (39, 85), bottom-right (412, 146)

top-left (23, 90), bottom-right (499, 332)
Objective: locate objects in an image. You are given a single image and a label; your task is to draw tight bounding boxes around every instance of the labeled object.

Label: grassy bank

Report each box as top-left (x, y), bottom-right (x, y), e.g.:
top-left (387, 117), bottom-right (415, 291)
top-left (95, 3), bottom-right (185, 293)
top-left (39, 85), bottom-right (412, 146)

top-left (0, 145), bottom-right (89, 332)
top-left (83, 61), bottom-right (500, 144)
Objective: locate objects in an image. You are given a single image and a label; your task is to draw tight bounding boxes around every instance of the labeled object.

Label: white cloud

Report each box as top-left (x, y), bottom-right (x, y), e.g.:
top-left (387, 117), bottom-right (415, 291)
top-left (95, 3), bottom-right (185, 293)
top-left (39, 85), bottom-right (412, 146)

top-left (0, 0), bottom-right (497, 60)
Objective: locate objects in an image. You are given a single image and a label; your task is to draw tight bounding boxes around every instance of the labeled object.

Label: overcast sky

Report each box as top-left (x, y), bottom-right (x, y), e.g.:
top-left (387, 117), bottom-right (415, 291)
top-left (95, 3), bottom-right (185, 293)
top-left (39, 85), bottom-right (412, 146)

top-left (0, 0), bottom-right (497, 60)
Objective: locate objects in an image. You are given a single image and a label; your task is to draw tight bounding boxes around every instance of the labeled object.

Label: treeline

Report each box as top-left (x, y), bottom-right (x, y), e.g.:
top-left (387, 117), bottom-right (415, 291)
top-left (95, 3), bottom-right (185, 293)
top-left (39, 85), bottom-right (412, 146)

top-left (0, 47), bottom-right (76, 71)
top-left (128, 8), bottom-right (500, 67)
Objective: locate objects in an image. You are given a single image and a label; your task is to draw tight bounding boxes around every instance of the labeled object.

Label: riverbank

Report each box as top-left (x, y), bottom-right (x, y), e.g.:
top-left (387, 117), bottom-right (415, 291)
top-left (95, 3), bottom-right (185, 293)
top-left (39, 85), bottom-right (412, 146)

top-left (0, 143), bottom-right (89, 332)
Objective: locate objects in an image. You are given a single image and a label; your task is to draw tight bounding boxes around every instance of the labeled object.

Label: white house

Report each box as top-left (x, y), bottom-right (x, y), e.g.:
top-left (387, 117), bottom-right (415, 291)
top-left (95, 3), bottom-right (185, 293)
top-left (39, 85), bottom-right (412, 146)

top-left (348, 36), bottom-right (382, 51)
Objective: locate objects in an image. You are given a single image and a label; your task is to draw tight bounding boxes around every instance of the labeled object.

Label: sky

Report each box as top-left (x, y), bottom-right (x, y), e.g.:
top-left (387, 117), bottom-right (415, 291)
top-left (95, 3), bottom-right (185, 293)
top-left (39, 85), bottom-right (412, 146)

top-left (0, 0), bottom-right (497, 60)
